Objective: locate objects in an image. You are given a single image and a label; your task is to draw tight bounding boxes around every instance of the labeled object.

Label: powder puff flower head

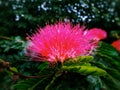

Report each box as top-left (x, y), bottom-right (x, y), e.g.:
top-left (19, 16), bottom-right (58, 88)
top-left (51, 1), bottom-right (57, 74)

top-left (26, 21), bottom-right (107, 63)
top-left (112, 39), bottom-right (120, 52)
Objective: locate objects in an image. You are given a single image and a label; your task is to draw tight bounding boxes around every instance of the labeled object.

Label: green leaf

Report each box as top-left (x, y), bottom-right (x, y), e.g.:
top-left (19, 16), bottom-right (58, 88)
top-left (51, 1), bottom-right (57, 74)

top-left (11, 83), bottom-right (31, 90)
top-left (62, 65), bottom-right (107, 76)
top-left (102, 74), bottom-right (120, 90)
top-left (94, 42), bottom-right (120, 89)
top-left (38, 62), bottom-right (49, 71)
top-left (110, 30), bottom-right (120, 39)
top-left (87, 75), bottom-right (108, 90)
top-left (97, 42), bottom-right (119, 57)
top-left (106, 68), bottom-right (120, 81)
top-left (11, 78), bottom-right (47, 90)
top-left (64, 56), bottom-right (94, 66)
top-left (9, 67), bottom-right (18, 73)
top-left (0, 58), bottom-right (4, 63)
top-left (96, 42), bottom-right (120, 70)
top-left (77, 56), bottom-right (94, 63)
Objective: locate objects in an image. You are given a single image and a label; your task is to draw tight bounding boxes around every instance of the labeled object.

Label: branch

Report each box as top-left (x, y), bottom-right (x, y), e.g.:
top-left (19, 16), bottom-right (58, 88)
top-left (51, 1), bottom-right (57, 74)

top-left (0, 36), bottom-right (12, 40)
top-left (0, 59), bottom-right (52, 79)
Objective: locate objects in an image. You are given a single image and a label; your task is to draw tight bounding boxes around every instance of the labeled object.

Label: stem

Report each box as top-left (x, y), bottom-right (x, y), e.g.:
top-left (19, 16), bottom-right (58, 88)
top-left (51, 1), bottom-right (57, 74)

top-left (0, 59), bottom-right (52, 79)
top-left (28, 77), bottom-right (47, 90)
top-left (8, 67), bottom-right (52, 79)
top-left (0, 36), bottom-right (12, 40)
top-left (45, 71), bottom-right (62, 90)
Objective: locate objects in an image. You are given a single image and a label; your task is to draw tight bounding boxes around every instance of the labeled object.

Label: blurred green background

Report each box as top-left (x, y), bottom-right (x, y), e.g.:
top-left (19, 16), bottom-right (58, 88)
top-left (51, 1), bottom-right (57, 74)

top-left (0, 0), bottom-right (120, 37)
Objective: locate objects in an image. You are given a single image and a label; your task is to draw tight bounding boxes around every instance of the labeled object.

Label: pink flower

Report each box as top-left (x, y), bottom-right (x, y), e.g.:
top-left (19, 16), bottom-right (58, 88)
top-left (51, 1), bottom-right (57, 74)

top-left (112, 39), bottom-right (120, 52)
top-left (85, 28), bottom-right (107, 41)
top-left (26, 21), bottom-right (107, 63)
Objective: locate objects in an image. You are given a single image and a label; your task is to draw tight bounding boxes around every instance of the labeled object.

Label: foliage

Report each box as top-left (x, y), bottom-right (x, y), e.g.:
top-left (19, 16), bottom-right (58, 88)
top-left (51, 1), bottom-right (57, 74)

top-left (0, 36), bottom-right (40, 89)
top-left (0, 39), bottom-right (119, 90)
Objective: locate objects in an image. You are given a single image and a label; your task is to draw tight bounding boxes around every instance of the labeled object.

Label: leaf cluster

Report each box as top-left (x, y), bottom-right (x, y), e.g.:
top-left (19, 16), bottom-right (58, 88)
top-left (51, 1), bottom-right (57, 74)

top-left (10, 42), bottom-right (120, 90)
